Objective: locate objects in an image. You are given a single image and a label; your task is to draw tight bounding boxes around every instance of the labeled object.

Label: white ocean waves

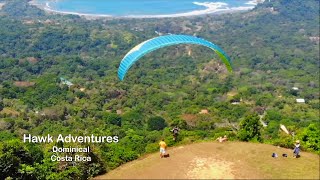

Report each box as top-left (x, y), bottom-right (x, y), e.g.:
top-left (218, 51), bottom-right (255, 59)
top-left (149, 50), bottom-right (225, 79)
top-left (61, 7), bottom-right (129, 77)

top-left (245, 0), bottom-right (265, 5)
top-left (190, 1), bottom-right (254, 15)
top-left (124, 1), bottom-right (253, 18)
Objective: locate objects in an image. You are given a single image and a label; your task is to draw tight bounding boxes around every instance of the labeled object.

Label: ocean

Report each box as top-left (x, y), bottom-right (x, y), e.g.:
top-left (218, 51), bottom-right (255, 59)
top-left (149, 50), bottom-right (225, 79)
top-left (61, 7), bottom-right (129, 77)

top-left (33, 0), bottom-right (259, 18)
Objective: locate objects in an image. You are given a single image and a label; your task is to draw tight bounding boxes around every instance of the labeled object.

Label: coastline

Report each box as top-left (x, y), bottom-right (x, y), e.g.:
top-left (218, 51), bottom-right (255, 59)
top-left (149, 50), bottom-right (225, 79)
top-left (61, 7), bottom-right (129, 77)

top-left (29, 0), bottom-right (264, 19)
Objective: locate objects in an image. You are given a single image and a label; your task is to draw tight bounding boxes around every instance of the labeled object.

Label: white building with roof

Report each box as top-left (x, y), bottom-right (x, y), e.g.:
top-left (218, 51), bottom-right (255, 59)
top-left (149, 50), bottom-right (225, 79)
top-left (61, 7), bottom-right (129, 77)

top-left (296, 99), bottom-right (305, 103)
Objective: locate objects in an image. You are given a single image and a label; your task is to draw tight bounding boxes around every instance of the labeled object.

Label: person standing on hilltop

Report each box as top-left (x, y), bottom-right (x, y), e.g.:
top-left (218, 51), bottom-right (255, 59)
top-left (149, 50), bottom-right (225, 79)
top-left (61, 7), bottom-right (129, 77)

top-left (171, 126), bottom-right (180, 141)
top-left (293, 140), bottom-right (301, 158)
top-left (159, 139), bottom-right (167, 158)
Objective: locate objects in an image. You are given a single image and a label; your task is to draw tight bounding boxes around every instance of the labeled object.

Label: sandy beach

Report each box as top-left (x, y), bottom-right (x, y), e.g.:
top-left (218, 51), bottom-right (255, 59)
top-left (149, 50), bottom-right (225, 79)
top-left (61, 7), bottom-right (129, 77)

top-left (29, 0), bottom-right (264, 19)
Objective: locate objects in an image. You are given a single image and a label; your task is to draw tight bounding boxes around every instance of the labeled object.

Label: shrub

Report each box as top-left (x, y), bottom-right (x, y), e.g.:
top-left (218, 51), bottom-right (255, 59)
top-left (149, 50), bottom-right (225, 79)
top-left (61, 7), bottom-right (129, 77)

top-left (148, 116), bottom-right (167, 131)
top-left (238, 114), bottom-right (262, 142)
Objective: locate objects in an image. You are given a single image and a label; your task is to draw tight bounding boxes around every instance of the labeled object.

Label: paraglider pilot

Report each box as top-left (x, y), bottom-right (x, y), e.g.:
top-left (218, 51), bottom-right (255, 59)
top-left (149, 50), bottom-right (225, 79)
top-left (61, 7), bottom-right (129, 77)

top-left (171, 126), bottom-right (180, 141)
top-left (293, 140), bottom-right (300, 158)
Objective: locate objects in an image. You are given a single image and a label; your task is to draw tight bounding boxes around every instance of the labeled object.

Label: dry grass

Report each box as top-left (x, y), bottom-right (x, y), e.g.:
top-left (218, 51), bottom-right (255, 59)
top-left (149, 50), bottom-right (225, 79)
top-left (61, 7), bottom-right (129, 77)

top-left (211, 142), bottom-right (319, 179)
top-left (181, 114), bottom-right (198, 126)
top-left (95, 142), bottom-right (319, 179)
top-left (0, 108), bottom-right (20, 116)
top-left (13, 81), bottom-right (36, 87)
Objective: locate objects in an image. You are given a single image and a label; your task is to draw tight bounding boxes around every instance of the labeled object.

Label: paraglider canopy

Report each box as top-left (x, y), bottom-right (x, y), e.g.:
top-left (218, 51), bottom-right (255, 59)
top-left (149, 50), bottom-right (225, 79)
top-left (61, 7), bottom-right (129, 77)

top-left (118, 34), bottom-right (232, 81)
top-left (280, 124), bottom-right (290, 134)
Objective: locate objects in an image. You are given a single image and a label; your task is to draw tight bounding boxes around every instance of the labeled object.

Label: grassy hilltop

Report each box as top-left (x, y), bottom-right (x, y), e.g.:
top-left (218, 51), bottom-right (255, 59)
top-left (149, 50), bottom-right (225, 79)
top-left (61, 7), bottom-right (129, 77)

top-left (96, 142), bottom-right (319, 179)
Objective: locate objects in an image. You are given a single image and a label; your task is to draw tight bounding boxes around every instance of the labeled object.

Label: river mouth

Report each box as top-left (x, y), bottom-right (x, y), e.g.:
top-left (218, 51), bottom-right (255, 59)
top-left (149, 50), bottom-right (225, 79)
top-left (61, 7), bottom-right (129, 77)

top-left (30, 0), bottom-right (260, 18)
